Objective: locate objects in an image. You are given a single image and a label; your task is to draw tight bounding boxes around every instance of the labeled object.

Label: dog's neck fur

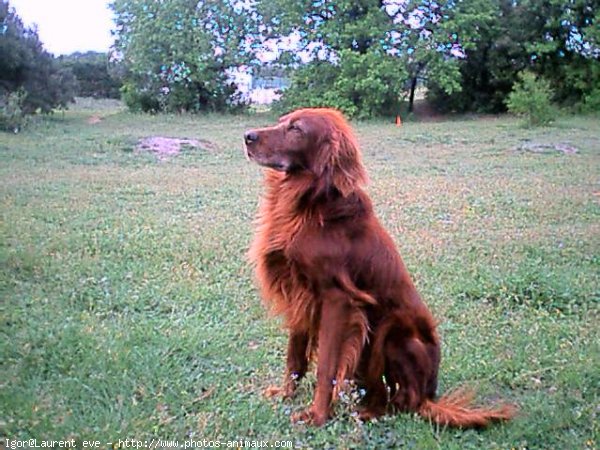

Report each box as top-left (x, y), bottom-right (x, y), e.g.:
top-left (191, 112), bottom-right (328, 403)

top-left (263, 168), bottom-right (370, 223)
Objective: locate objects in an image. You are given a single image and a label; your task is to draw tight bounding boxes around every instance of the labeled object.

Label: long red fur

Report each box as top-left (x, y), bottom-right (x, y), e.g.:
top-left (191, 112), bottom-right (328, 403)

top-left (245, 108), bottom-right (515, 427)
top-left (419, 390), bottom-right (517, 428)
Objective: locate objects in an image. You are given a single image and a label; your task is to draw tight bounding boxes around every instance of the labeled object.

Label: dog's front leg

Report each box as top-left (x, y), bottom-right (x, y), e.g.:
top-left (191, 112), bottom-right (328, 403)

top-left (265, 330), bottom-right (309, 399)
top-left (291, 289), bottom-right (348, 426)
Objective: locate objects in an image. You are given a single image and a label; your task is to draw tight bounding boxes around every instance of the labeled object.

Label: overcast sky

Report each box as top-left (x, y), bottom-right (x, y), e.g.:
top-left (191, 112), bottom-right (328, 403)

top-left (10, 0), bottom-right (114, 55)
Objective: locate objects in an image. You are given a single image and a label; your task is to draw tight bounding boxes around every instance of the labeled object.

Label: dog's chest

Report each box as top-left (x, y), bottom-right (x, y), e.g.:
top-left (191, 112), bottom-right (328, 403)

top-left (261, 235), bottom-right (307, 287)
top-left (252, 182), bottom-right (329, 300)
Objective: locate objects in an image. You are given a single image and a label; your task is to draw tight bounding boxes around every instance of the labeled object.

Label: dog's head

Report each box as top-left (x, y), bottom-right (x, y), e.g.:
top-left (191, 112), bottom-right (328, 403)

top-left (244, 108), bottom-right (368, 196)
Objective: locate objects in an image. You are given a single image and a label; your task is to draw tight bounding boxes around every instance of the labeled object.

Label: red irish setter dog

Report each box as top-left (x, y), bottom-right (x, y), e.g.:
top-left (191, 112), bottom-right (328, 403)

top-left (243, 108), bottom-right (515, 427)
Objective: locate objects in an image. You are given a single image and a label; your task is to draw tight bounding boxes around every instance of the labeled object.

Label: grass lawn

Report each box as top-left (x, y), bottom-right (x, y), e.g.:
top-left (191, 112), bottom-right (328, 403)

top-left (1, 101), bottom-right (598, 449)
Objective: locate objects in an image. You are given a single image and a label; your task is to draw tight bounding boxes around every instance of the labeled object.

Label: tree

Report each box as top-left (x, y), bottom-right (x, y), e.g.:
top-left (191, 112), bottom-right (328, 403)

top-left (524, 0), bottom-right (599, 108)
top-left (428, 0), bottom-right (600, 113)
top-left (0, 0), bottom-right (76, 129)
top-left (111, 0), bottom-right (258, 113)
top-left (259, 0), bottom-right (485, 117)
top-left (58, 52), bottom-right (122, 99)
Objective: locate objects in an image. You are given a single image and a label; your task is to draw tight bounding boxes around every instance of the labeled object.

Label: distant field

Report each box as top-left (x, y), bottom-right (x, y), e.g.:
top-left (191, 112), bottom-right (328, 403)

top-left (1, 101), bottom-right (598, 449)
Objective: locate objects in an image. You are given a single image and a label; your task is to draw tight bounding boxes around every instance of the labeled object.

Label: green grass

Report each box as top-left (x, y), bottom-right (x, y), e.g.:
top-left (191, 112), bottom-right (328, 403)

top-left (1, 103), bottom-right (598, 449)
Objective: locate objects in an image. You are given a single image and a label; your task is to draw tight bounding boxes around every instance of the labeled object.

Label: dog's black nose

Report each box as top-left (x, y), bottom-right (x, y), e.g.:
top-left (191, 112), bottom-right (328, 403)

top-left (244, 131), bottom-right (259, 144)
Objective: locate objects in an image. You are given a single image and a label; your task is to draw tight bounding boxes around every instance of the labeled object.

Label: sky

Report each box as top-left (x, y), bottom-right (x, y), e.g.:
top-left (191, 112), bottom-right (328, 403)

top-left (10, 0), bottom-right (114, 55)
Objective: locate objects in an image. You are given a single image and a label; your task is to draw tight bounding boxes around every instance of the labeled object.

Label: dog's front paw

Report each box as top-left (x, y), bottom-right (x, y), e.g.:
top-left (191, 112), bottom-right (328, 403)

top-left (357, 406), bottom-right (385, 422)
top-left (263, 384), bottom-right (295, 399)
top-left (291, 406), bottom-right (328, 426)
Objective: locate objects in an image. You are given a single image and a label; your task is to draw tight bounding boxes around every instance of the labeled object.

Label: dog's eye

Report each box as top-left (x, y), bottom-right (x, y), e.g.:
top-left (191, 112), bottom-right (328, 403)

top-left (288, 123), bottom-right (302, 133)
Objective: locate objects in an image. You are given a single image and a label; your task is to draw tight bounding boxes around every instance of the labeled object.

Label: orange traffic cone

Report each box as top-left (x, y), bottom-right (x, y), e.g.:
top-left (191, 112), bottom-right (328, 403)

top-left (395, 115), bottom-right (402, 126)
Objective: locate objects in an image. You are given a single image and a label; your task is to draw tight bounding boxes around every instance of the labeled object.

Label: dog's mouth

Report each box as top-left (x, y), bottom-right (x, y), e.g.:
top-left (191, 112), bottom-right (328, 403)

top-left (253, 156), bottom-right (288, 171)
top-left (262, 161), bottom-right (288, 171)
top-left (243, 142), bottom-right (252, 162)
top-left (244, 142), bottom-right (289, 171)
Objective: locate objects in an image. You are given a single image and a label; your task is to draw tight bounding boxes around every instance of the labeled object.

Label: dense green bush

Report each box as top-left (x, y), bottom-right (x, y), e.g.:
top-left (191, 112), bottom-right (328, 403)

top-left (506, 71), bottom-right (555, 127)
top-left (0, 89), bottom-right (26, 132)
top-left (120, 82), bottom-right (160, 113)
top-left (582, 88), bottom-right (600, 113)
top-left (275, 50), bottom-right (407, 119)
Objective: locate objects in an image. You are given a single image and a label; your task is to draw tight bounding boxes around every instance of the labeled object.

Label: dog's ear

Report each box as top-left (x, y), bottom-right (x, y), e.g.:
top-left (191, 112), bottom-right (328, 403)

top-left (278, 111), bottom-right (294, 123)
top-left (332, 128), bottom-right (368, 196)
top-left (314, 120), bottom-right (368, 197)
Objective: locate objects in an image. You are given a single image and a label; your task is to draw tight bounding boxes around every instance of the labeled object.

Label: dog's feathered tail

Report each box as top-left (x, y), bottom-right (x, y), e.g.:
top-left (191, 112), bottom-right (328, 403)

top-left (418, 388), bottom-right (516, 428)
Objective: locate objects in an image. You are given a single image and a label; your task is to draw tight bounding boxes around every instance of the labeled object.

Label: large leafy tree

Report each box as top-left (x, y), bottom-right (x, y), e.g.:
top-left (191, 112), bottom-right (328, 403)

top-left (0, 0), bottom-right (76, 129)
top-left (259, 0), bottom-right (487, 117)
top-left (111, 0), bottom-right (258, 112)
top-left (524, 0), bottom-right (599, 108)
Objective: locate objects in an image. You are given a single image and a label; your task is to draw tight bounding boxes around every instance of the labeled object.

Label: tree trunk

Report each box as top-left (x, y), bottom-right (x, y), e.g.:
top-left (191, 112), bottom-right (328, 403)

top-left (408, 76), bottom-right (418, 113)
